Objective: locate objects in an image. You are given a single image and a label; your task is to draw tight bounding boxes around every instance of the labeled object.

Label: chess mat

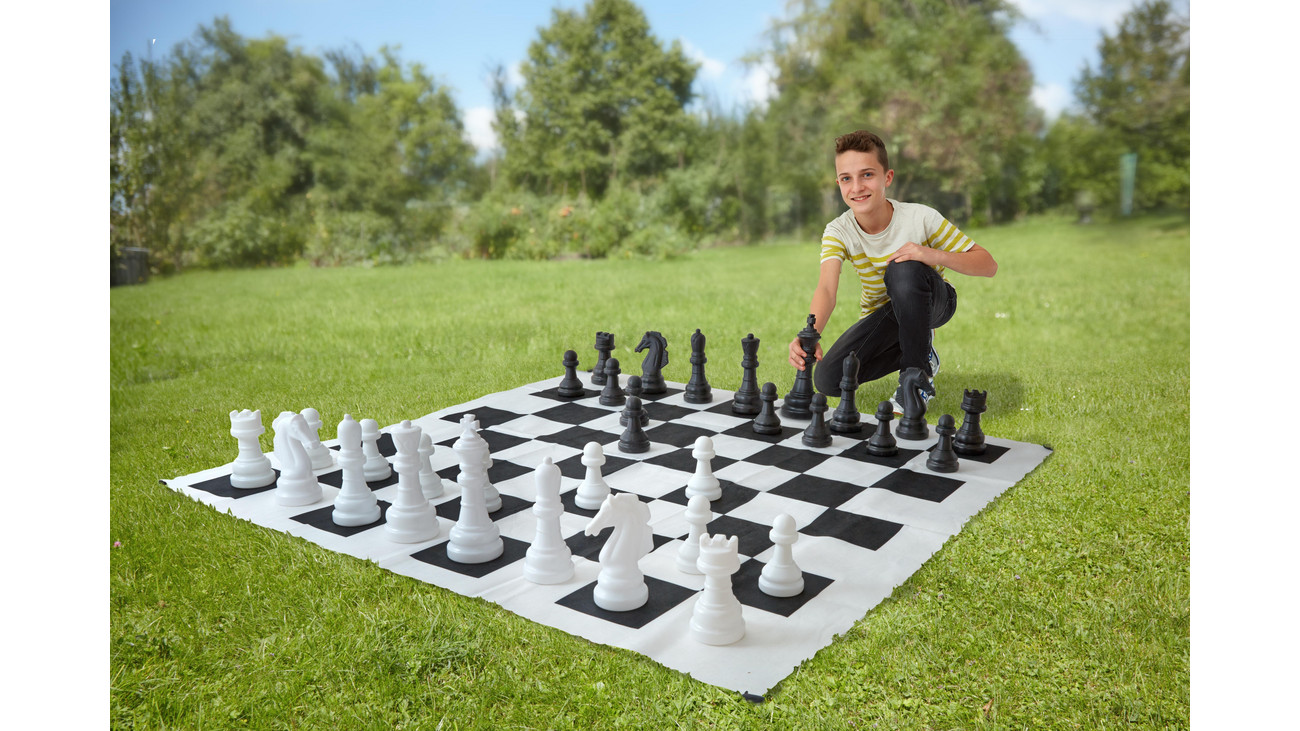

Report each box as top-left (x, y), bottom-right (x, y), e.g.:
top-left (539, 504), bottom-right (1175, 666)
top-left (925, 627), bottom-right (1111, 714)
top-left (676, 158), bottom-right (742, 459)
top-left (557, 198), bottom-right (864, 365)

top-left (163, 376), bottom-right (1052, 696)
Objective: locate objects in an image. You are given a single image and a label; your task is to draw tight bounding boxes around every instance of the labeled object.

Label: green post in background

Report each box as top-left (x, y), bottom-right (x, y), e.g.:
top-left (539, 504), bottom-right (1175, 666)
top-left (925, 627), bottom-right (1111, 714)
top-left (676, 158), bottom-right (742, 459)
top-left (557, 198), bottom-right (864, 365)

top-left (1119, 152), bottom-right (1138, 216)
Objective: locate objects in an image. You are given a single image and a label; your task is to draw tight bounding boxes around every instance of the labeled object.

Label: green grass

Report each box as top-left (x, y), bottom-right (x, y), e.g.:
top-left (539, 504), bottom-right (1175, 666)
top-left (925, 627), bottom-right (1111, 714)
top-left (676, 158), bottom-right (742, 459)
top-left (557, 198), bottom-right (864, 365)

top-left (110, 213), bottom-right (1189, 729)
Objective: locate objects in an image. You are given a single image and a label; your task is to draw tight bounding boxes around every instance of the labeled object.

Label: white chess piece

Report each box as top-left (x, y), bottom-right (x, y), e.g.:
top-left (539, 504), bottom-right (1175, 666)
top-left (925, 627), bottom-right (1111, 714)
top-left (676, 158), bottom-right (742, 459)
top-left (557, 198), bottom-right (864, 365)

top-left (685, 436), bottom-right (722, 501)
top-left (383, 420), bottom-right (439, 543)
top-left (360, 418), bottom-right (392, 482)
top-left (418, 431), bottom-right (444, 499)
top-left (270, 411), bottom-right (323, 506)
top-left (758, 513), bottom-right (805, 597)
top-left (676, 495), bottom-right (712, 574)
top-left (300, 407), bottom-right (336, 470)
top-left (467, 416), bottom-right (501, 512)
top-left (332, 414), bottom-right (381, 526)
top-left (446, 415), bottom-right (504, 563)
top-left (229, 409), bottom-right (275, 489)
top-left (575, 442), bottom-right (610, 510)
top-left (585, 493), bottom-right (653, 611)
top-left (523, 457), bottom-right (575, 584)
top-left (691, 534), bottom-right (745, 645)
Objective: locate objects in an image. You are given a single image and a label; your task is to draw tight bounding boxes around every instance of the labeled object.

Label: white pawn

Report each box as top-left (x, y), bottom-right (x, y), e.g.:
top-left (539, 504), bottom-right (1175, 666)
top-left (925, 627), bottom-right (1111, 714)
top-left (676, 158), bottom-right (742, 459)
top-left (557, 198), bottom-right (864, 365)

top-left (270, 411), bottom-right (323, 506)
top-left (676, 495), bottom-right (712, 574)
top-left (418, 432), bottom-right (444, 499)
top-left (229, 409), bottom-right (275, 489)
top-left (384, 420), bottom-right (439, 543)
top-left (446, 414), bottom-right (504, 563)
top-left (685, 436), bottom-right (722, 501)
top-left (468, 416), bottom-right (502, 513)
top-left (574, 442), bottom-right (610, 510)
top-left (360, 418), bottom-right (392, 482)
top-left (523, 457), bottom-right (575, 584)
top-left (300, 407), bottom-right (336, 471)
top-left (758, 513), bottom-right (805, 597)
top-left (331, 414), bottom-right (381, 527)
top-left (691, 534), bottom-right (745, 646)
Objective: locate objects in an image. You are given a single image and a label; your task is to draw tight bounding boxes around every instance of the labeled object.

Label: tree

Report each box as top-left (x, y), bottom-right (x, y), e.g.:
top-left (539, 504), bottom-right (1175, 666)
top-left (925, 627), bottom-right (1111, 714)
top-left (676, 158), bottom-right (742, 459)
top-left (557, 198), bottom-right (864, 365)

top-left (1074, 0), bottom-right (1189, 211)
top-left (495, 0), bottom-right (699, 199)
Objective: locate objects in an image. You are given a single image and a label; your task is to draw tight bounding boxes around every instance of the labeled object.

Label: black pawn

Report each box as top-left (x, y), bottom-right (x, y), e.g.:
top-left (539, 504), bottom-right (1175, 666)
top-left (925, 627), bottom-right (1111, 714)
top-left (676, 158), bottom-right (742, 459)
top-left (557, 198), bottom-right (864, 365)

top-left (621, 376), bottom-right (650, 427)
top-left (684, 329), bottom-right (712, 403)
top-left (753, 382), bottom-right (783, 435)
top-left (895, 367), bottom-right (932, 441)
top-left (802, 393), bottom-right (833, 448)
top-left (618, 397), bottom-right (650, 453)
top-left (866, 401), bottom-right (898, 457)
top-left (558, 349), bottom-right (586, 399)
top-left (954, 389), bottom-right (988, 456)
top-left (782, 314), bottom-right (820, 419)
top-left (926, 414), bottom-right (960, 473)
top-left (830, 352), bottom-right (862, 434)
top-left (600, 357), bottom-right (626, 407)
top-left (732, 333), bottom-right (761, 416)
top-left (592, 331), bottom-right (614, 386)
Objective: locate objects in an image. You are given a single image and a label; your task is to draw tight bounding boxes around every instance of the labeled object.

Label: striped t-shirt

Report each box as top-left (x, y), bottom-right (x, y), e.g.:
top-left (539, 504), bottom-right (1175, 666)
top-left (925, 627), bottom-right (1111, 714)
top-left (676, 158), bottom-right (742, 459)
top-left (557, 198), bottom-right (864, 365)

top-left (819, 199), bottom-right (975, 318)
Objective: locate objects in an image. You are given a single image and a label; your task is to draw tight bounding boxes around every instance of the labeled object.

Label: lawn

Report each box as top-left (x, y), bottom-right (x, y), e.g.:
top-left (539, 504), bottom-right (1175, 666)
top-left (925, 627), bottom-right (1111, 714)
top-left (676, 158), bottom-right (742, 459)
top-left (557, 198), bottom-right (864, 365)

top-left (109, 212), bottom-right (1189, 729)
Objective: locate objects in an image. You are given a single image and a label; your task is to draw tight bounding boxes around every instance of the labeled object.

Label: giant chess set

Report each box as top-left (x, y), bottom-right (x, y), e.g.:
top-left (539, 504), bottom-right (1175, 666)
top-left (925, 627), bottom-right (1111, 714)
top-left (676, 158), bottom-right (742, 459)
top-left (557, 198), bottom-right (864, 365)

top-left (163, 328), bottom-right (1052, 696)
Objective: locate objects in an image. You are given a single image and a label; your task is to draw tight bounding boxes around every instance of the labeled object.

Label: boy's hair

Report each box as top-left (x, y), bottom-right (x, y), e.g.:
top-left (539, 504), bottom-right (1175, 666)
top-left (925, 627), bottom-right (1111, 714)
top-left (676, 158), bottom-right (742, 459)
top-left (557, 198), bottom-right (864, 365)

top-left (834, 130), bottom-right (890, 171)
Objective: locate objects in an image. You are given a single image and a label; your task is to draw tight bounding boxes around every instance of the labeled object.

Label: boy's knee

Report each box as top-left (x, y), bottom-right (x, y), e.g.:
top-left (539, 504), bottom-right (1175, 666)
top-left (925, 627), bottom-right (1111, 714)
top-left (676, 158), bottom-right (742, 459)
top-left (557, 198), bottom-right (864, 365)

top-left (884, 260), bottom-right (931, 300)
top-left (813, 363), bottom-right (841, 397)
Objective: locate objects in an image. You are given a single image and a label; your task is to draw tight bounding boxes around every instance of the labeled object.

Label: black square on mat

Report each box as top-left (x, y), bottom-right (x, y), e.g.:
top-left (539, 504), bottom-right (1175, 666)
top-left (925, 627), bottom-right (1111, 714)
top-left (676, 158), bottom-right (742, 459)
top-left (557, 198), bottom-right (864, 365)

top-left (644, 422), bottom-right (720, 448)
top-left (290, 500), bottom-right (392, 537)
top-left (731, 559), bottom-right (834, 618)
top-left (719, 422), bottom-right (802, 444)
top-left (802, 509), bottom-right (903, 551)
top-left (436, 457), bottom-right (533, 486)
top-left (869, 469), bottom-right (965, 503)
top-left (746, 444), bottom-right (835, 472)
top-left (410, 536), bottom-right (530, 579)
top-left (642, 402), bottom-right (696, 423)
top-left (635, 387), bottom-right (684, 402)
top-left (532, 401), bottom-right (614, 426)
top-left (439, 406), bottom-right (523, 430)
top-left (530, 385), bottom-right (600, 402)
top-left (537, 425), bottom-right (621, 450)
top-left (558, 487), bottom-right (653, 519)
top-left (184, 470), bottom-right (280, 499)
top-left (703, 514), bottom-right (775, 558)
top-left (552, 452), bottom-right (639, 481)
top-left (317, 467), bottom-right (392, 491)
top-left (555, 575), bottom-right (697, 629)
top-left (435, 493), bottom-right (532, 523)
top-left (926, 442), bottom-right (1011, 465)
top-left (769, 474), bottom-right (870, 509)
top-left (565, 521), bottom-right (676, 562)
top-left (644, 447), bottom-right (737, 474)
top-left (836, 441), bottom-right (924, 469)
top-left (435, 429), bottom-right (530, 455)
top-left (703, 399), bottom-right (744, 416)
top-left (826, 420), bottom-right (877, 441)
top-left (328, 431), bottom-right (396, 457)
top-left (658, 482), bottom-right (759, 514)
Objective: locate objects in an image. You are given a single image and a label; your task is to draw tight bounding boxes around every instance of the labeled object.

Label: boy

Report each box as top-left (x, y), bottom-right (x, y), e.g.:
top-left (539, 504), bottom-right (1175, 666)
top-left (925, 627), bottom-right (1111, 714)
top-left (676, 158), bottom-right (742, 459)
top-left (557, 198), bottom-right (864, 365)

top-left (788, 129), bottom-right (997, 411)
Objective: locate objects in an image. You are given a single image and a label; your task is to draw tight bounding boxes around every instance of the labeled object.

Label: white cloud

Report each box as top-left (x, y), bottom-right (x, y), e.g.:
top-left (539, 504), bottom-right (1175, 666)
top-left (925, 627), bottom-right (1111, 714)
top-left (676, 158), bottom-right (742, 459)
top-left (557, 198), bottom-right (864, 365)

top-left (464, 106), bottom-right (497, 153)
top-left (741, 59), bottom-right (776, 108)
top-left (680, 39), bottom-right (726, 80)
top-left (1007, 0), bottom-right (1136, 30)
top-left (1031, 81), bottom-right (1071, 121)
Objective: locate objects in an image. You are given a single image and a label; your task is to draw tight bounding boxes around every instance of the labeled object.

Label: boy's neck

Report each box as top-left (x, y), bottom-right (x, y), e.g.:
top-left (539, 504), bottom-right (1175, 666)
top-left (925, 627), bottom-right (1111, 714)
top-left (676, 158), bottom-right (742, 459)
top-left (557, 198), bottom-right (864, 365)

top-left (853, 199), bottom-right (893, 235)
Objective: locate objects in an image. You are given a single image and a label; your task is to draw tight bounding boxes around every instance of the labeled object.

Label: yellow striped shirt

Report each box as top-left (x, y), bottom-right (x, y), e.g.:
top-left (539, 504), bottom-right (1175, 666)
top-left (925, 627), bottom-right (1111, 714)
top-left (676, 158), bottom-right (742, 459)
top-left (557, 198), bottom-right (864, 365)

top-left (819, 200), bottom-right (974, 318)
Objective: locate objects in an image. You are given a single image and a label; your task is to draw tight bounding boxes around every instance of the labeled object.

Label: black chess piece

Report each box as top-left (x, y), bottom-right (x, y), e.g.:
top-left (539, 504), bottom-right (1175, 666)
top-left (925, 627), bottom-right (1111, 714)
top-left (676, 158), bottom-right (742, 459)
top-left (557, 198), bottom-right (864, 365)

top-left (926, 414), bottom-right (960, 473)
top-left (802, 393), bottom-right (833, 448)
top-left (782, 314), bottom-right (820, 419)
top-left (732, 333), bottom-right (761, 416)
top-left (830, 352), bottom-right (862, 434)
top-left (684, 329), bottom-right (712, 403)
top-left (753, 382), bottom-right (783, 435)
top-left (866, 401), bottom-right (898, 457)
top-left (600, 357), bottom-right (626, 407)
top-left (895, 367), bottom-right (933, 441)
top-left (635, 331), bottom-right (668, 395)
top-left (621, 375), bottom-right (650, 427)
top-left (618, 396), bottom-right (651, 453)
top-left (954, 389), bottom-right (987, 456)
top-left (592, 331), bottom-right (615, 386)
top-left (557, 349), bottom-right (586, 399)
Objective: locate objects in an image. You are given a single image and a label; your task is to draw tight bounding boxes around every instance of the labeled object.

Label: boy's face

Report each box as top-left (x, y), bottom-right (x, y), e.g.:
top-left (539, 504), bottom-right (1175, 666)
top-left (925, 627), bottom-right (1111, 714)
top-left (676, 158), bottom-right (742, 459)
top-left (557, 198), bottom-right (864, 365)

top-left (835, 149), bottom-right (893, 220)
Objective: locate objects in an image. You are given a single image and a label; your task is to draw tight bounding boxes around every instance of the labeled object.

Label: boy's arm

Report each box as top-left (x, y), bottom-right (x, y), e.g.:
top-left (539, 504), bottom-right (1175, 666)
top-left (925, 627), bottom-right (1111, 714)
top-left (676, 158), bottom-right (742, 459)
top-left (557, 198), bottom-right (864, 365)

top-left (789, 258), bottom-right (842, 370)
top-left (887, 242), bottom-right (998, 277)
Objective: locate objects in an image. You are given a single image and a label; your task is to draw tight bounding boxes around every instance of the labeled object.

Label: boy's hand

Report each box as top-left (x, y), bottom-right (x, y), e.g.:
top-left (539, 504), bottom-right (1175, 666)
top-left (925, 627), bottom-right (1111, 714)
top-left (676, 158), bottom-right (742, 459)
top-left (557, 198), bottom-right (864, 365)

top-left (887, 242), bottom-right (939, 266)
top-left (788, 337), bottom-right (823, 371)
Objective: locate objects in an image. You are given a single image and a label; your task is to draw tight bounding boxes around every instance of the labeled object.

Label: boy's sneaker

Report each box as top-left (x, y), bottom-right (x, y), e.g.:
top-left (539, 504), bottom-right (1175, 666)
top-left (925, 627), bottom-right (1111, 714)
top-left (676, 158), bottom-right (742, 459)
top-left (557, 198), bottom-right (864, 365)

top-left (890, 375), bottom-right (935, 415)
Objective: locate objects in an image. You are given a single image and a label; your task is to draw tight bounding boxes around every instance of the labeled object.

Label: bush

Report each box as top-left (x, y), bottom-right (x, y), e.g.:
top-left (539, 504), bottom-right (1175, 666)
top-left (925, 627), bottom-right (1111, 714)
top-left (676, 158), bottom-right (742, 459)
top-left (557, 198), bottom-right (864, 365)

top-left (186, 199), bottom-right (303, 267)
top-left (304, 209), bottom-right (406, 266)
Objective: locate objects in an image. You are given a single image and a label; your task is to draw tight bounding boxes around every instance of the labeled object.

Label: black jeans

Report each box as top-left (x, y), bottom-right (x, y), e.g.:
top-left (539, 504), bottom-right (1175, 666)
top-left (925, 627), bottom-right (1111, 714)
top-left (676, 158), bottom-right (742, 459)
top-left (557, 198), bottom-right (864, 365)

top-left (813, 260), bottom-right (957, 396)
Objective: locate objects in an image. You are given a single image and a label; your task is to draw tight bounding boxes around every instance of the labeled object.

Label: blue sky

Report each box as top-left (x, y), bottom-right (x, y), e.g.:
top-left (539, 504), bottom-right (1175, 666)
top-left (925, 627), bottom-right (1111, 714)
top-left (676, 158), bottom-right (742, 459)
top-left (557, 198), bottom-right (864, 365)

top-left (108, 0), bottom-right (1181, 154)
